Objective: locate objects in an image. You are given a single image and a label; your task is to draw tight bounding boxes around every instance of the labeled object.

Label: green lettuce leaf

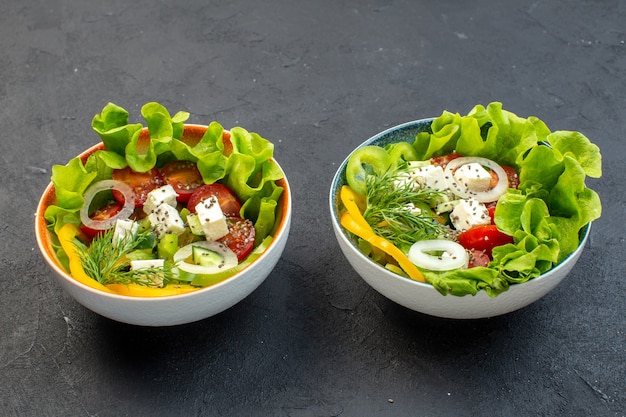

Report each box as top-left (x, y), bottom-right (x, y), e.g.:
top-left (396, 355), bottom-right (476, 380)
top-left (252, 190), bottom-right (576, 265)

top-left (423, 266), bottom-right (507, 297)
top-left (92, 102), bottom-right (143, 156)
top-left (125, 128), bottom-right (157, 172)
top-left (406, 101), bottom-right (602, 296)
top-left (47, 101), bottom-right (285, 266)
top-left (50, 157), bottom-right (98, 211)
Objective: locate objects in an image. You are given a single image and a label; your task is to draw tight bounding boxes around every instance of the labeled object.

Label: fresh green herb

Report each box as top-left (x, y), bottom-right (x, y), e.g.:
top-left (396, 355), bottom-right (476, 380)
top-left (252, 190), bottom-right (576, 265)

top-left (362, 167), bottom-right (451, 249)
top-left (75, 228), bottom-right (173, 287)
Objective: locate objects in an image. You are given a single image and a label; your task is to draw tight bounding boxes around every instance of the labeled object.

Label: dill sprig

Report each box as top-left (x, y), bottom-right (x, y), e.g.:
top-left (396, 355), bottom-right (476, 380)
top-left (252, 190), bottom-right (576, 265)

top-left (75, 228), bottom-right (173, 287)
top-left (362, 166), bottom-right (452, 248)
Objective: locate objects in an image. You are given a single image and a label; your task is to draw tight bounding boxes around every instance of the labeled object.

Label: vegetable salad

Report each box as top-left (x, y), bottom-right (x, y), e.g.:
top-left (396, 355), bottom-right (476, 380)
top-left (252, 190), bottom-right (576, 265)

top-left (339, 102), bottom-right (602, 297)
top-left (44, 102), bottom-right (284, 297)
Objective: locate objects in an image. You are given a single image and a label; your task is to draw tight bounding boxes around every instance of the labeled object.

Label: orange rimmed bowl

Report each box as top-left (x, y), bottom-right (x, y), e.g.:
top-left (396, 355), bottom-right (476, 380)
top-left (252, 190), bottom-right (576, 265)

top-left (36, 124), bottom-right (291, 326)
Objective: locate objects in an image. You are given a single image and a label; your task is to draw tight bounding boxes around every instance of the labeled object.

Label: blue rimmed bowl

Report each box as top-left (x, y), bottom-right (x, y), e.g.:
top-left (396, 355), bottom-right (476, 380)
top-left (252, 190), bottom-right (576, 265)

top-left (329, 119), bottom-right (591, 319)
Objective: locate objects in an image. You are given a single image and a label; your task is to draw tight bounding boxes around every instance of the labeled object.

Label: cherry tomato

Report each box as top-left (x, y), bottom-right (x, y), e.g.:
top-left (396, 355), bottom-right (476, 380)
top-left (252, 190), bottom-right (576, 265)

top-left (187, 183), bottom-right (242, 217)
top-left (430, 153), bottom-right (461, 168)
top-left (502, 165), bottom-right (519, 188)
top-left (112, 167), bottom-right (163, 207)
top-left (458, 225), bottom-right (514, 258)
top-left (218, 217), bottom-right (256, 261)
top-left (79, 201), bottom-right (122, 240)
top-left (467, 249), bottom-right (491, 268)
top-left (160, 160), bottom-right (204, 203)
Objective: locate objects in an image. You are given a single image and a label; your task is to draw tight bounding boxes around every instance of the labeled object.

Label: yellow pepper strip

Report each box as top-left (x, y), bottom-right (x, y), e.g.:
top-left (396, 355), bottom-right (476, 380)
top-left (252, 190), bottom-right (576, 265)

top-left (339, 185), bottom-right (369, 229)
top-left (339, 185), bottom-right (425, 282)
top-left (57, 223), bottom-right (117, 294)
top-left (106, 283), bottom-right (200, 297)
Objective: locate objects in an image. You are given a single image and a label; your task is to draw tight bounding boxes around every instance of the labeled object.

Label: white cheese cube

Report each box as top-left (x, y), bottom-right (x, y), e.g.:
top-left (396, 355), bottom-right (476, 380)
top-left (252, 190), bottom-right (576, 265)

top-left (129, 259), bottom-right (165, 287)
top-left (195, 196), bottom-right (229, 241)
top-left (453, 162), bottom-right (492, 192)
top-left (112, 219), bottom-right (139, 245)
top-left (449, 198), bottom-right (490, 232)
top-left (130, 259), bottom-right (165, 270)
top-left (399, 164), bottom-right (447, 191)
top-left (143, 184), bottom-right (178, 215)
top-left (148, 203), bottom-right (186, 238)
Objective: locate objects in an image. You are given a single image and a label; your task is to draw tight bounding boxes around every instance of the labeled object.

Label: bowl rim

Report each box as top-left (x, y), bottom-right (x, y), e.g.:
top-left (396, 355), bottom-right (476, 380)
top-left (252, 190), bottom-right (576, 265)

top-left (328, 117), bottom-right (592, 293)
top-left (35, 123), bottom-right (292, 301)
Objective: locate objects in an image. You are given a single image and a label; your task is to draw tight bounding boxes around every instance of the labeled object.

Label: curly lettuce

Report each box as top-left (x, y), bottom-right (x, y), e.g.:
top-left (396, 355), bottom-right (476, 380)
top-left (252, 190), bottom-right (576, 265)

top-left (45, 101), bottom-right (284, 257)
top-left (406, 102), bottom-right (601, 296)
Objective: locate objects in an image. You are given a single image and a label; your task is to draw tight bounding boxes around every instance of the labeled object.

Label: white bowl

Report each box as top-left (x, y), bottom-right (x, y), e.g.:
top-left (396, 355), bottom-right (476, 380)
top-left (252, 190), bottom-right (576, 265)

top-left (36, 124), bottom-right (291, 326)
top-left (329, 119), bottom-right (591, 319)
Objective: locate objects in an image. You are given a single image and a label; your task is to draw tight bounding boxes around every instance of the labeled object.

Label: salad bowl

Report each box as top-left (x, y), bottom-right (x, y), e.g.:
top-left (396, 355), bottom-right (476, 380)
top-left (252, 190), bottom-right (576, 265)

top-left (36, 121), bottom-right (291, 327)
top-left (329, 106), bottom-right (599, 319)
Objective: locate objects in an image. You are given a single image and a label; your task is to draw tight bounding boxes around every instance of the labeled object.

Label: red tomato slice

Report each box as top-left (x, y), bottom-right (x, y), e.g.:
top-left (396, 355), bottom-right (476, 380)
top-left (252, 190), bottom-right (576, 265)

top-left (112, 167), bottom-right (163, 207)
top-left (79, 201), bottom-right (123, 240)
top-left (160, 160), bottom-right (204, 203)
top-left (468, 249), bottom-right (491, 268)
top-left (502, 165), bottom-right (519, 188)
top-left (458, 225), bottom-right (514, 258)
top-left (218, 217), bottom-right (256, 261)
top-left (187, 183), bottom-right (242, 217)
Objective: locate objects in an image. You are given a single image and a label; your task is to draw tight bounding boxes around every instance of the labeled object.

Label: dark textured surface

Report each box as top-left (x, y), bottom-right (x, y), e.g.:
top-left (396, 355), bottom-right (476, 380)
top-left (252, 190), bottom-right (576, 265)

top-left (1, 1), bottom-right (624, 416)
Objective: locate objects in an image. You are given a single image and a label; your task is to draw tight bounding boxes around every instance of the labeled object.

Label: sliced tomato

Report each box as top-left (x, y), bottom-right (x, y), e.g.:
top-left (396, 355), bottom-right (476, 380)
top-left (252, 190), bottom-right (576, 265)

top-left (218, 216), bottom-right (256, 261)
top-left (112, 167), bottom-right (163, 207)
top-left (79, 201), bottom-right (123, 240)
top-left (187, 183), bottom-right (242, 217)
top-left (160, 160), bottom-right (204, 203)
top-left (502, 165), bottom-right (519, 188)
top-left (468, 249), bottom-right (491, 268)
top-left (430, 153), bottom-right (461, 168)
top-left (458, 225), bottom-right (514, 258)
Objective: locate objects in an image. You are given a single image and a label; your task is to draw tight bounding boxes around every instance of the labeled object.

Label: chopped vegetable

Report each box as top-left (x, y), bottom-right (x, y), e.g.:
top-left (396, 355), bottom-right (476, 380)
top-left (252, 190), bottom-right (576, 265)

top-left (173, 241), bottom-right (238, 275)
top-left (407, 240), bottom-right (469, 271)
top-left (79, 180), bottom-right (135, 231)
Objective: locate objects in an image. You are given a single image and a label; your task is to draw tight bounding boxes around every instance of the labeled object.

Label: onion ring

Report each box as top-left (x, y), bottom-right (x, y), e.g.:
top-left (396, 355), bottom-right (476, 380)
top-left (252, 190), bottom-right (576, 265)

top-left (444, 156), bottom-right (509, 202)
top-left (79, 180), bottom-right (136, 231)
top-left (408, 239), bottom-right (469, 271)
top-left (173, 241), bottom-right (238, 275)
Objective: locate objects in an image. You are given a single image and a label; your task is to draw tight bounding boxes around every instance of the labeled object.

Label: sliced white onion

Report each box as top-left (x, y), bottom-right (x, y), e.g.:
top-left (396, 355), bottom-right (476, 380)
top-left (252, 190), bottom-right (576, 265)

top-left (173, 241), bottom-right (238, 275)
top-left (79, 180), bottom-right (136, 231)
top-left (408, 239), bottom-right (469, 271)
top-left (444, 156), bottom-right (509, 202)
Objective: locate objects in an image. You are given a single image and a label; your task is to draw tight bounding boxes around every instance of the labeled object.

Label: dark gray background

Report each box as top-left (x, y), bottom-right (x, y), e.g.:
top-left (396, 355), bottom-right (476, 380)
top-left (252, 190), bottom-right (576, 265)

top-left (1, 1), bottom-right (624, 416)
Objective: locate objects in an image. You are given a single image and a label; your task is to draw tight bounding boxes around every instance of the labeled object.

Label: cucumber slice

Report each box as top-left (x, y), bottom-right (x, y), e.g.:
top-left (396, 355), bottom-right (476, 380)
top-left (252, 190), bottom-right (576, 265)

top-left (173, 241), bottom-right (238, 275)
top-left (193, 245), bottom-right (224, 267)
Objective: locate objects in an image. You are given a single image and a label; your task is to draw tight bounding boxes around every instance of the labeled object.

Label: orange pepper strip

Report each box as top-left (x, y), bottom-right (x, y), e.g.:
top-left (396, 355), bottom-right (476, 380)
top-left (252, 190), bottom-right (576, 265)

top-left (106, 283), bottom-right (200, 297)
top-left (339, 185), bottom-right (425, 282)
top-left (57, 223), bottom-right (117, 294)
